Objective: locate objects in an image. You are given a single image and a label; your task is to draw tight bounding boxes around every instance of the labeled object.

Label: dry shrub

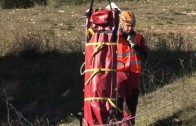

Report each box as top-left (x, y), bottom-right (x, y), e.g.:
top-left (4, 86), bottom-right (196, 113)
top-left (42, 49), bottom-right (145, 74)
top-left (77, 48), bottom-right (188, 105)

top-left (4, 23), bottom-right (83, 57)
top-left (140, 32), bottom-right (196, 93)
top-left (47, 0), bottom-right (62, 7)
top-left (8, 24), bottom-right (48, 56)
top-left (0, 0), bottom-right (34, 9)
top-left (143, 32), bottom-right (195, 51)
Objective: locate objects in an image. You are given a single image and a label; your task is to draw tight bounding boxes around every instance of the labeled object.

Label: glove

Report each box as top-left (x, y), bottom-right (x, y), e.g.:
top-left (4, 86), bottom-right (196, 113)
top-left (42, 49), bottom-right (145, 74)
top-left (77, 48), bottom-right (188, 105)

top-left (127, 35), bottom-right (136, 48)
top-left (130, 41), bottom-right (135, 48)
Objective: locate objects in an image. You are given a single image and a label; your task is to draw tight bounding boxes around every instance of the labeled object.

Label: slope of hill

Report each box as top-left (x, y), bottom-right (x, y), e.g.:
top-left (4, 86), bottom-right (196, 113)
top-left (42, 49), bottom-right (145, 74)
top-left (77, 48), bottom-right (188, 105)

top-left (65, 74), bottom-right (196, 126)
top-left (0, 0), bottom-right (195, 126)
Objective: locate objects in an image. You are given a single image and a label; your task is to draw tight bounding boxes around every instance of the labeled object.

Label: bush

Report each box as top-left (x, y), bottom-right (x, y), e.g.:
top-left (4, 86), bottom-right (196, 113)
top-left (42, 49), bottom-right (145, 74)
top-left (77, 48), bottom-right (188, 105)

top-left (0, 0), bottom-right (34, 9)
top-left (0, 0), bottom-right (49, 9)
top-left (0, 0), bottom-right (90, 8)
top-left (47, 0), bottom-right (62, 7)
top-left (47, 0), bottom-right (88, 7)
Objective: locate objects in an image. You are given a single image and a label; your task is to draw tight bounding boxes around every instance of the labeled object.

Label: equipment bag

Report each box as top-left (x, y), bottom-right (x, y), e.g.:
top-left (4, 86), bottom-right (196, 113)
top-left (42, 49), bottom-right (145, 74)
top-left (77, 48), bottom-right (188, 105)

top-left (83, 0), bottom-right (120, 125)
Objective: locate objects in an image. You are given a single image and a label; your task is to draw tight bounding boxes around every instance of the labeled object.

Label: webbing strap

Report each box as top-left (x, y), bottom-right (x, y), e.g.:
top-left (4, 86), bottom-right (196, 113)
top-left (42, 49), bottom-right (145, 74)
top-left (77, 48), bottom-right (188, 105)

top-left (84, 68), bottom-right (116, 85)
top-left (86, 42), bottom-right (117, 65)
top-left (88, 28), bottom-right (95, 35)
top-left (85, 97), bottom-right (115, 101)
top-left (86, 42), bottom-right (117, 46)
top-left (88, 28), bottom-right (114, 35)
top-left (84, 97), bottom-right (122, 113)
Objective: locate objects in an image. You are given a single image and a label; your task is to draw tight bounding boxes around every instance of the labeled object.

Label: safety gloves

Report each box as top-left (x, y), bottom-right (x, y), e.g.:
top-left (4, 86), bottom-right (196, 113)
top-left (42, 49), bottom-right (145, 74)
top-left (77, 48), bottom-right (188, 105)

top-left (127, 35), bottom-right (136, 48)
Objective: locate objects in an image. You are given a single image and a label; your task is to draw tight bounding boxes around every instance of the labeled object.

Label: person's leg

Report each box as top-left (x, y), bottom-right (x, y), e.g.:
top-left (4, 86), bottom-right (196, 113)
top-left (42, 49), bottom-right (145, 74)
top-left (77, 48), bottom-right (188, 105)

top-left (125, 89), bottom-right (139, 125)
top-left (116, 97), bottom-right (124, 120)
top-left (124, 72), bottom-right (141, 125)
top-left (116, 71), bottom-right (127, 120)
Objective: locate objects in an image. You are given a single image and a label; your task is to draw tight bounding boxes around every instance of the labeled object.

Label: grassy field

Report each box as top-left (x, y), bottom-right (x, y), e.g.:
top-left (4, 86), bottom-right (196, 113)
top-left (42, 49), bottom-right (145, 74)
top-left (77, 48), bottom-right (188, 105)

top-left (0, 0), bottom-right (195, 126)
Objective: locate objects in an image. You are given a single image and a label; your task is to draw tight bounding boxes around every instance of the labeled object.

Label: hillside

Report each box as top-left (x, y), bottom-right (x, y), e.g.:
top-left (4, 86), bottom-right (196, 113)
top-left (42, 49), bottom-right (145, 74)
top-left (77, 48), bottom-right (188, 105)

top-left (66, 75), bottom-right (196, 126)
top-left (0, 0), bottom-right (195, 126)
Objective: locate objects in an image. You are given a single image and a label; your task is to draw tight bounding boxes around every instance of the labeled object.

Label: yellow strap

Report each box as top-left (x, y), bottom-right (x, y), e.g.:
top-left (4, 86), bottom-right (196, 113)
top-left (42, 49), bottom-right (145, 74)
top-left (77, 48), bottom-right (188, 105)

top-left (84, 97), bottom-right (115, 101)
top-left (87, 42), bottom-right (117, 65)
top-left (108, 98), bottom-right (123, 113)
top-left (84, 97), bottom-right (123, 113)
top-left (88, 28), bottom-right (95, 35)
top-left (84, 68), bottom-right (116, 73)
top-left (86, 42), bottom-right (117, 46)
top-left (92, 42), bottom-right (104, 57)
top-left (84, 68), bottom-right (116, 85)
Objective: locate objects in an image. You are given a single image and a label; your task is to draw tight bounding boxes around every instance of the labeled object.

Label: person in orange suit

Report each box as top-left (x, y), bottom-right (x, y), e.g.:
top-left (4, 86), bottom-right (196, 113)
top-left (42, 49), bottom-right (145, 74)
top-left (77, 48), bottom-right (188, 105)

top-left (116, 10), bottom-right (149, 126)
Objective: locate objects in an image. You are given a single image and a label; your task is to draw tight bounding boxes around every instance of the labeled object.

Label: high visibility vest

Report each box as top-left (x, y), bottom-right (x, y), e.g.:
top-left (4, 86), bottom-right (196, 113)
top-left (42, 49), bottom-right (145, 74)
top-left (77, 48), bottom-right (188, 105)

top-left (117, 33), bottom-right (142, 73)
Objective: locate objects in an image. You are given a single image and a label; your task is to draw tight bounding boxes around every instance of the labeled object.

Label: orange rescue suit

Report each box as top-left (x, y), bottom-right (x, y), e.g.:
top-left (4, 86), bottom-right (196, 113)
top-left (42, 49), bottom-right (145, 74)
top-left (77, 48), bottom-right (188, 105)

top-left (117, 33), bottom-right (142, 73)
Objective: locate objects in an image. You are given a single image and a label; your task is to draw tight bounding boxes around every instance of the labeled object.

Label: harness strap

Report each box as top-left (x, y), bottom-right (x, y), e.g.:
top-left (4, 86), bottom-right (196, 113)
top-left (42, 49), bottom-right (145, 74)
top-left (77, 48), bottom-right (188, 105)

top-left (88, 28), bottom-right (95, 35)
top-left (84, 68), bottom-right (116, 85)
top-left (86, 42), bottom-right (117, 46)
top-left (86, 42), bottom-right (117, 65)
top-left (84, 97), bottom-right (122, 113)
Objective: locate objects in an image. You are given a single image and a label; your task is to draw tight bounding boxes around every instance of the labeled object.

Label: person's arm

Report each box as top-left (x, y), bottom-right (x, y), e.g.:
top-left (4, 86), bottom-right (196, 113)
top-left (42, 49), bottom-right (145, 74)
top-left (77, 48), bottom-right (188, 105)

top-left (134, 35), bottom-right (149, 61)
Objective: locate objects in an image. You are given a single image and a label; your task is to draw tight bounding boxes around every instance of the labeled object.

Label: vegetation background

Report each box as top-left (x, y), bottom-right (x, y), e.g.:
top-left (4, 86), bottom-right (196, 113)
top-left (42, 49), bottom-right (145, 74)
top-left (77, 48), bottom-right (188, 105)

top-left (0, 0), bottom-right (195, 126)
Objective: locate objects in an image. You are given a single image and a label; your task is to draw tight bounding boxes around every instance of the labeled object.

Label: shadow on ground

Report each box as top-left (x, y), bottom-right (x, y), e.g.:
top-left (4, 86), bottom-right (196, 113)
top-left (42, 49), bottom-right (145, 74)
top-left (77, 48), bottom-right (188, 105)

top-left (0, 50), bottom-right (84, 125)
top-left (141, 49), bottom-right (195, 94)
top-left (0, 44), bottom-right (195, 125)
top-left (148, 104), bottom-right (196, 126)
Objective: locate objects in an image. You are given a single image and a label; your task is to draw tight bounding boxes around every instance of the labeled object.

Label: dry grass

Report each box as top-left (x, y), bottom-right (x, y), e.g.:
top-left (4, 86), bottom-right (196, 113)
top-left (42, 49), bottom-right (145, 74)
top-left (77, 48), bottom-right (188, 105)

top-left (0, 0), bottom-right (195, 125)
top-left (137, 74), bottom-right (196, 126)
top-left (0, 0), bottom-right (195, 55)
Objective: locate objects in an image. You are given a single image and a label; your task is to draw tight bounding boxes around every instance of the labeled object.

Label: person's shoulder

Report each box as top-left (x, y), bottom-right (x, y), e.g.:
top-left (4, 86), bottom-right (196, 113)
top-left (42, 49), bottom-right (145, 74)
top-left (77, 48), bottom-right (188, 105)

top-left (135, 32), bottom-right (143, 36)
top-left (135, 32), bottom-right (145, 39)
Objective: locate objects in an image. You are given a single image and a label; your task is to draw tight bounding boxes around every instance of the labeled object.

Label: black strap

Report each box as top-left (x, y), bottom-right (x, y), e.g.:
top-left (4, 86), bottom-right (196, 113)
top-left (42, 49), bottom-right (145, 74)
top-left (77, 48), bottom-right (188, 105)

top-left (95, 30), bottom-right (114, 34)
top-left (87, 0), bottom-right (94, 30)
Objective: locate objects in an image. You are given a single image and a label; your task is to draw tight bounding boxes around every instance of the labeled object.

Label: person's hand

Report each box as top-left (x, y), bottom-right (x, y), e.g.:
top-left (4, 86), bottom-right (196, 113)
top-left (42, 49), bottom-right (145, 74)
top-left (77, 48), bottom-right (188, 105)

top-left (130, 42), bottom-right (135, 48)
top-left (127, 35), bottom-right (136, 47)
